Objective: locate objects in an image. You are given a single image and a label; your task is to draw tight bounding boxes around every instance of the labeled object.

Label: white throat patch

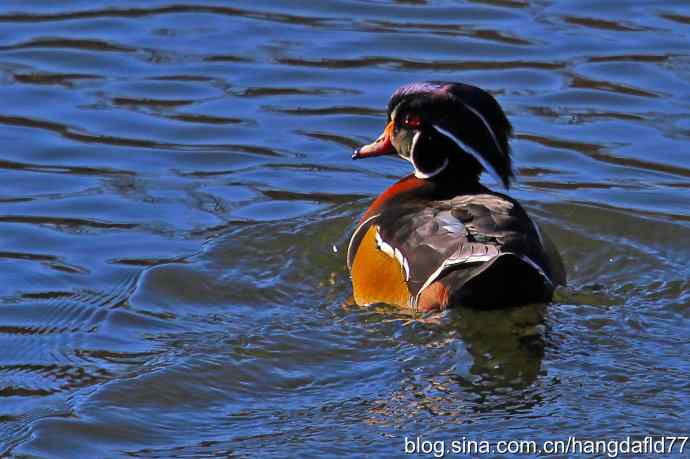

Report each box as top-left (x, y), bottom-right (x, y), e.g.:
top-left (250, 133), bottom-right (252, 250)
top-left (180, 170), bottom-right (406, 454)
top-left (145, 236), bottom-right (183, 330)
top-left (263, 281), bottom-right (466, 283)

top-left (409, 131), bottom-right (449, 179)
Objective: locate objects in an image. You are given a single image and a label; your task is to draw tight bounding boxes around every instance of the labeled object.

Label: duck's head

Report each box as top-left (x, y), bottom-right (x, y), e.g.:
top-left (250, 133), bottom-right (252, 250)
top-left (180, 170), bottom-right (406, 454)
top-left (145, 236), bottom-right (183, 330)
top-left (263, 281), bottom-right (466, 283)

top-left (353, 81), bottom-right (514, 187)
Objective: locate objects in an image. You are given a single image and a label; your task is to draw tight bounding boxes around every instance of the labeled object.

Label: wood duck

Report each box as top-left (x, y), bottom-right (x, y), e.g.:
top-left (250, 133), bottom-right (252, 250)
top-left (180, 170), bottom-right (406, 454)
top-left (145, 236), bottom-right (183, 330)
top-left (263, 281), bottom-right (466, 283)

top-left (347, 81), bottom-right (566, 313)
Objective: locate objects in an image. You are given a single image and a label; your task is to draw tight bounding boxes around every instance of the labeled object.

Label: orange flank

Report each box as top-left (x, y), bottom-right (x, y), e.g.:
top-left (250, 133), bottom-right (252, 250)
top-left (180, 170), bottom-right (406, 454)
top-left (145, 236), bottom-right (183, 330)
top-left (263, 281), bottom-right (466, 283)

top-left (351, 225), bottom-right (411, 308)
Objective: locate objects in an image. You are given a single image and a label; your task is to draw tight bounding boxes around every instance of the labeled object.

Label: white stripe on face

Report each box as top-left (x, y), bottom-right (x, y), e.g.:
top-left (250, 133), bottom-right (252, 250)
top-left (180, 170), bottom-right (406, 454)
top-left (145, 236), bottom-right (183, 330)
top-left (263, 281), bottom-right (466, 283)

top-left (432, 124), bottom-right (503, 186)
top-left (460, 102), bottom-right (505, 157)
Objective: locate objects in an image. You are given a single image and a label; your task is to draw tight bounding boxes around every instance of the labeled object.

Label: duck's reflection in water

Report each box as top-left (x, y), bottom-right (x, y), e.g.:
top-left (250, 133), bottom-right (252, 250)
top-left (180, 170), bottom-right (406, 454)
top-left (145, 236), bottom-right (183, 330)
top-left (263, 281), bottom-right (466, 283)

top-left (364, 301), bottom-right (548, 426)
top-left (448, 303), bottom-right (546, 388)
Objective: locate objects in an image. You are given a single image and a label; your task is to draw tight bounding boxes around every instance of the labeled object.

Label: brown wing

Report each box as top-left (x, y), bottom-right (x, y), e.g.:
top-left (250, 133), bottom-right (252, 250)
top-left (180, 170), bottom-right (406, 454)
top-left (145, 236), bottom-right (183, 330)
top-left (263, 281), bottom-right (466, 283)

top-left (375, 193), bottom-right (561, 308)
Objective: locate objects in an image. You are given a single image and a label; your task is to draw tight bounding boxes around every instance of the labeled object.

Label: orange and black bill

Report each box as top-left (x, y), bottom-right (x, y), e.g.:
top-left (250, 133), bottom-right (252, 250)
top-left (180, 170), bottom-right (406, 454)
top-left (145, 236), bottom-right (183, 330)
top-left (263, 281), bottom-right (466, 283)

top-left (352, 121), bottom-right (396, 159)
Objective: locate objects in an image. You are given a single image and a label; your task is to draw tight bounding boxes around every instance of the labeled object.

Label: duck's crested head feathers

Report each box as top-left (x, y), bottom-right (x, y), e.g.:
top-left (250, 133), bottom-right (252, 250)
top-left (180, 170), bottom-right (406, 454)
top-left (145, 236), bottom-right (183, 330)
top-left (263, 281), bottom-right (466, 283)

top-left (354, 81), bottom-right (514, 188)
top-left (390, 81), bottom-right (514, 187)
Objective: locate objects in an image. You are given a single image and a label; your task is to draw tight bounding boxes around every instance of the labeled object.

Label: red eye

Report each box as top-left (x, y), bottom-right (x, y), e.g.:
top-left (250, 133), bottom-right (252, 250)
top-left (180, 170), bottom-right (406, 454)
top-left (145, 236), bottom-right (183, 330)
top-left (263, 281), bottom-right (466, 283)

top-left (403, 113), bottom-right (421, 128)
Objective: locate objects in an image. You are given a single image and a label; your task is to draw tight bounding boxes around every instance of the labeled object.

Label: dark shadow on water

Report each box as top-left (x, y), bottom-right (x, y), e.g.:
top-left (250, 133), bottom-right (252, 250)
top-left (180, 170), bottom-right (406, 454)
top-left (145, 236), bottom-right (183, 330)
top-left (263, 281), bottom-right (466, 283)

top-left (446, 303), bottom-right (546, 391)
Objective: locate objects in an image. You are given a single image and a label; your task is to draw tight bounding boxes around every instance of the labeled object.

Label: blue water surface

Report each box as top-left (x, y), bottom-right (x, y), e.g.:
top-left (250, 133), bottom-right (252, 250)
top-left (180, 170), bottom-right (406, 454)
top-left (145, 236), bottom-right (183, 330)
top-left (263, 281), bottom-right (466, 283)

top-left (0, 1), bottom-right (689, 457)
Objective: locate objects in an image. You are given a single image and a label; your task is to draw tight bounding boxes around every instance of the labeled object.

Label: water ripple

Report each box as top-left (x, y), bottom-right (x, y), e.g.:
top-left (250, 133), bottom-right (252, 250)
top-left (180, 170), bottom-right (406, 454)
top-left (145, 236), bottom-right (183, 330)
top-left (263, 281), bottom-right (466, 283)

top-left (1, 0), bottom-right (689, 456)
